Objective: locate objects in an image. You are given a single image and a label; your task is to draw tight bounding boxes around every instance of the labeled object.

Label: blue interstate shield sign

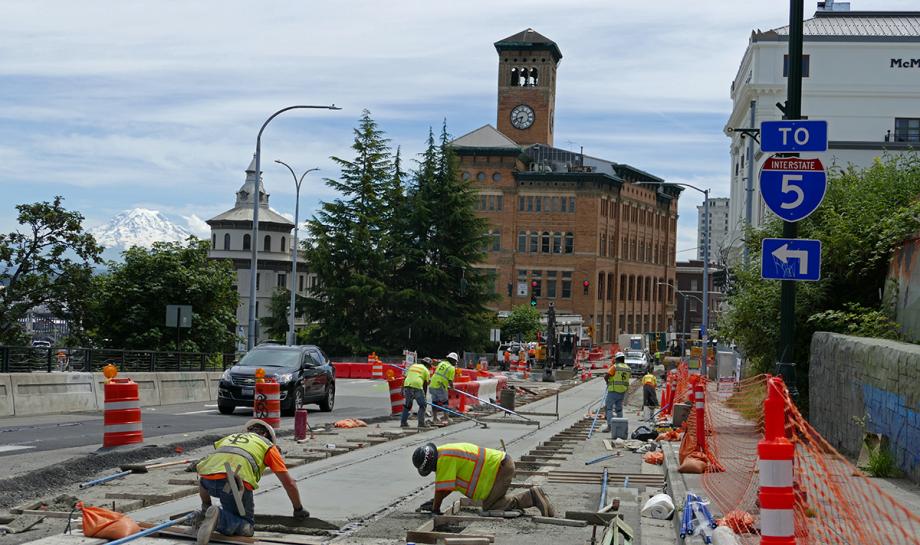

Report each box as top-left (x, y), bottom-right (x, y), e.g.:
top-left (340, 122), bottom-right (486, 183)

top-left (761, 238), bottom-right (822, 281)
top-left (759, 156), bottom-right (827, 222)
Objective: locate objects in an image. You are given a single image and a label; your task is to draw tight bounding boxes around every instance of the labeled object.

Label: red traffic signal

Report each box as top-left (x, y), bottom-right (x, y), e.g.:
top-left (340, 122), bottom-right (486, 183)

top-left (531, 281), bottom-right (538, 288)
top-left (583, 280), bottom-right (590, 287)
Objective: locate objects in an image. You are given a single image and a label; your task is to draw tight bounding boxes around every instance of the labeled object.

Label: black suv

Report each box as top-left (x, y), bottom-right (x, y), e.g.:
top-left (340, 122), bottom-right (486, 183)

top-left (217, 345), bottom-right (335, 415)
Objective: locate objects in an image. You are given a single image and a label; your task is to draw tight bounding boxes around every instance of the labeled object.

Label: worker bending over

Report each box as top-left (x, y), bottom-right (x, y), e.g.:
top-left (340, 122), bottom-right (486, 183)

top-left (194, 420), bottom-right (306, 544)
top-left (641, 371), bottom-right (659, 420)
top-left (603, 352), bottom-right (631, 432)
top-left (430, 353), bottom-right (457, 425)
top-left (412, 442), bottom-right (556, 517)
top-left (401, 359), bottom-right (431, 428)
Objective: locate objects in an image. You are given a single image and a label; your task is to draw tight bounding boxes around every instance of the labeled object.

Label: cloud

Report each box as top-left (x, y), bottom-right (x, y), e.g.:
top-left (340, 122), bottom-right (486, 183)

top-left (183, 214), bottom-right (210, 237)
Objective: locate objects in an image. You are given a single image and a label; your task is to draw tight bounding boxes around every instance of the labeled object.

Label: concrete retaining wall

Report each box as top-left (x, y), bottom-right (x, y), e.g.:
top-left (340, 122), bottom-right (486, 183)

top-left (810, 332), bottom-right (920, 483)
top-left (0, 371), bottom-right (224, 417)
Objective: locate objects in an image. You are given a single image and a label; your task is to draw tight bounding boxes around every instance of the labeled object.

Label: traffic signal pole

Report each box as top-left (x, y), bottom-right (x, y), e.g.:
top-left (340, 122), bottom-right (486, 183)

top-left (777, 0), bottom-right (803, 400)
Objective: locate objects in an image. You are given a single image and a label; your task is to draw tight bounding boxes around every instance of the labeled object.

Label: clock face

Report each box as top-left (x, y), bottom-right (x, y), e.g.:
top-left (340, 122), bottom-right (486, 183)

top-left (510, 104), bottom-right (535, 130)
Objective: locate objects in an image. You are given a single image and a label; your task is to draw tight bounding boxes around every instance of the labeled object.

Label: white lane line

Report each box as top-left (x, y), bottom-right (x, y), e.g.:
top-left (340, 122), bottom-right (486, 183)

top-left (175, 409), bottom-right (218, 415)
top-left (0, 445), bottom-right (35, 453)
top-left (204, 404), bottom-right (217, 408)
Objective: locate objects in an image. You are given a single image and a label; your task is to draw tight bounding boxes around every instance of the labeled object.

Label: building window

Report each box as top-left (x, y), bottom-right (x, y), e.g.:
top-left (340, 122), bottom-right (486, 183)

top-left (783, 54), bottom-right (810, 77)
top-left (561, 196), bottom-right (568, 212)
top-left (607, 274), bottom-right (614, 301)
top-left (547, 270), bottom-right (557, 298)
top-left (569, 197), bottom-right (576, 212)
top-left (462, 171), bottom-right (471, 181)
top-left (531, 270), bottom-right (542, 297)
top-left (497, 195), bottom-right (503, 210)
top-left (620, 274), bottom-right (627, 301)
top-left (529, 232), bottom-right (538, 253)
top-left (299, 275), bottom-right (304, 292)
top-left (477, 172), bottom-right (486, 182)
top-left (211, 234), bottom-right (216, 248)
top-left (488, 195), bottom-right (495, 211)
top-left (535, 196), bottom-right (542, 212)
top-left (481, 195), bottom-right (487, 210)
top-left (492, 172), bottom-right (502, 182)
top-left (895, 118), bottom-right (920, 142)
top-left (264, 235), bottom-right (271, 252)
top-left (600, 233), bottom-right (606, 257)
top-left (243, 234), bottom-right (251, 250)
top-left (311, 276), bottom-right (318, 288)
top-left (691, 279), bottom-right (699, 291)
top-left (564, 232), bottom-right (574, 254)
top-left (223, 233), bottom-right (231, 250)
top-left (492, 231), bottom-right (501, 251)
top-left (256, 273), bottom-right (261, 291)
top-left (527, 196), bottom-right (534, 211)
top-left (255, 301), bottom-right (259, 318)
top-left (597, 272), bottom-right (604, 300)
top-left (519, 196), bottom-right (525, 211)
top-left (541, 231), bottom-right (550, 253)
top-left (518, 231), bottom-right (527, 252)
top-left (553, 232), bottom-right (562, 254)
top-left (277, 273), bottom-right (286, 288)
top-left (281, 237), bottom-right (287, 253)
top-left (551, 196), bottom-right (559, 212)
top-left (561, 271), bottom-right (572, 298)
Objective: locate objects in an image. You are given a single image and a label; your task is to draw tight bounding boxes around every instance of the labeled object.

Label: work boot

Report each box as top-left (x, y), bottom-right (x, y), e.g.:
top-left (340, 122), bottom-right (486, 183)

top-left (196, 505), bottom-right (220, 545)
top-left (399, 422), bottom-right (409, 428)
top-left (601, 424), bottom-right (610, 433)
top-left (238, 523), bottom-right (254, 537)
top-left (530, 487), bottom-right (557, 518)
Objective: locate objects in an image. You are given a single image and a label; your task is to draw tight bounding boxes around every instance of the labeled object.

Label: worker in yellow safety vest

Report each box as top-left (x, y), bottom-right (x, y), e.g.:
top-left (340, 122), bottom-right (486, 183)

top-left (430, 353), bottom-right (457, 425)
top-left (603, 352), bottom-right (631, 432)
top-left (400, 360), bottom-right (431, 428)
top-left (641, 372), bottom-right (659, 420)
top-left (412, 442), bottom-right (556, 517)
top-left (195, 420), bottom-right (306, 544)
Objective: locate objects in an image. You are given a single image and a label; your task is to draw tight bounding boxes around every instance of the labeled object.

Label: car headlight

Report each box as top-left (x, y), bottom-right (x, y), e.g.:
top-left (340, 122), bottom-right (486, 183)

top-left (276, 373), bottom-right (294, 384)
top-left (221, 369), bottom-right (231, 381)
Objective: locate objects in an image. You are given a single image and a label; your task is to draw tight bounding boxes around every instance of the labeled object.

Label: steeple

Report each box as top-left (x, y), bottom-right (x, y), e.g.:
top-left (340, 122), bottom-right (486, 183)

top-left (235, 155), bottom-right (269, 208)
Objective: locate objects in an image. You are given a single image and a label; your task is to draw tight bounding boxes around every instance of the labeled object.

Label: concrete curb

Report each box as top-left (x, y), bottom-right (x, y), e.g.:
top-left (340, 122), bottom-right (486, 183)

top-left (661, 440), bottom-right (689, 537)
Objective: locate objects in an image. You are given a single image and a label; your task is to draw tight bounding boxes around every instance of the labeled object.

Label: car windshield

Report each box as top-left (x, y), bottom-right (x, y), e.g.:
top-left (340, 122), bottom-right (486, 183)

top-left (625, 351), bottom-right (644, 358)
top-left (237, 349), bottom-right (301, 368)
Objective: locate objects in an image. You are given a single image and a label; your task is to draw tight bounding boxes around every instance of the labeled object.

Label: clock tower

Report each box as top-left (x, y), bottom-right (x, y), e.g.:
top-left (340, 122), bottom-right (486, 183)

top-left (495, 29), bottom-right (561, 147)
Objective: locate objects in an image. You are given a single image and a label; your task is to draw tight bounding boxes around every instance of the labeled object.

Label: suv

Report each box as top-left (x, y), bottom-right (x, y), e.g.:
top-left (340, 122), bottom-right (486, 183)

top-left (217, 345), bottom-right (335, 416)
top-left (623, 350), bottom-right (651, 376)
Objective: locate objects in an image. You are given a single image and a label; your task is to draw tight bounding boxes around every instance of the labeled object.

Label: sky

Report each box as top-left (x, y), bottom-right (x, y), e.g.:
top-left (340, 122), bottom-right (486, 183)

top-left (1, 0), bottom-right (915, 257)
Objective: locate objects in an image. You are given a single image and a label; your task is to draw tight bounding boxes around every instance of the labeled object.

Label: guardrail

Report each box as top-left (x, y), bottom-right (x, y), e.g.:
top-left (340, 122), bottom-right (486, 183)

top-left (0, 346), bottom-right (240, 373)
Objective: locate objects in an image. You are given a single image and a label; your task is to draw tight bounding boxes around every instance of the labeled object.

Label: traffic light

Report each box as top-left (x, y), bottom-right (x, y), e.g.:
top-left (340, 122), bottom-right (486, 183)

top-left (583, 280), bottom-right (590, 296)
top-left (530, 295), bottom-right (537, 307)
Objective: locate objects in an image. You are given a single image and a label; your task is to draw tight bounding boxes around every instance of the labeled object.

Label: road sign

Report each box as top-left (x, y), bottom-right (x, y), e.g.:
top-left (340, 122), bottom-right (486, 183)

top-left (761, 238), bottom-right (822, 281)
top-left (760, 120), bottom-right (828, 152)
top-left (516, 282), bottom-right (528, 296)
top-left (165, 305), bottom-right (193, 328)
top-left (759, 155), bottom-right (827, 221)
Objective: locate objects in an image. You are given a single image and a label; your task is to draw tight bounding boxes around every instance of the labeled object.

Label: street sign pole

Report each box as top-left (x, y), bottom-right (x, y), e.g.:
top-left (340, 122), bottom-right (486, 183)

top-left (778, 0), bottom-right (804, 400)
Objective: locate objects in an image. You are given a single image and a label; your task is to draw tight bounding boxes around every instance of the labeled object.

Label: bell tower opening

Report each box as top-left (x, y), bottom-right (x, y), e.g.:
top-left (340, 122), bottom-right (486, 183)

top-left (495, 28), bottom-right (561, 147)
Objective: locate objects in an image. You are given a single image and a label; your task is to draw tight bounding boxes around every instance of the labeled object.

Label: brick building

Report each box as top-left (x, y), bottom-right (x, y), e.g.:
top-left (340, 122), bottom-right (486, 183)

top-left (452, 29), bottom-right (681, 344)
top-left (674, 260), bottom-right (725, 338)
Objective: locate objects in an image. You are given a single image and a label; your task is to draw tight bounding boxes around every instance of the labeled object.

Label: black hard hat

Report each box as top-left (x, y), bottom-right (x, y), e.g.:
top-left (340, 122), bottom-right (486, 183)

top-left (412, 442), bottom-right (438, 476)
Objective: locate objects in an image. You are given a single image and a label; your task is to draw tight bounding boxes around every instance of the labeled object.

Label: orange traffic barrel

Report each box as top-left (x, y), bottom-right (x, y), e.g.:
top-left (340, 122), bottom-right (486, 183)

top-left (103, 378), bottom-right (143, 448)
top-left (254, 380), bottom-right (281, 429)
top-left (388, 377), bottom-right (404, 415)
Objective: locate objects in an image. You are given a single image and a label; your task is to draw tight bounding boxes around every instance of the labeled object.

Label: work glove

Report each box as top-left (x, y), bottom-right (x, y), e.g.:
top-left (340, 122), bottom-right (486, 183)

top-left (293, 506), bottom-right (310, 520)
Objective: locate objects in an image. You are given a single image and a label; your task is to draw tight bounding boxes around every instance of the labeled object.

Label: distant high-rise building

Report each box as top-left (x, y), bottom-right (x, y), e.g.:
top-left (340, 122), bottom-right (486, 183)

top-left (697, 197), bottom-right (730, 263)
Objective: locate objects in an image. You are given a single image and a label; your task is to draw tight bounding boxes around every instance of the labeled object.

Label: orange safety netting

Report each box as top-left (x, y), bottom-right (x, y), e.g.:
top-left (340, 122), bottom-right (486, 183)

top-left (695, 374), bottom-right (920, 545)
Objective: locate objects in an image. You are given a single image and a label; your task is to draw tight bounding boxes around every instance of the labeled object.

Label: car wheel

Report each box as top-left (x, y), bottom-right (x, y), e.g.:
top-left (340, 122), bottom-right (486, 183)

top-left (217, 400), bottom-right (236, 415)
top-left (318, 383), bottom-right (335, 412)
top-left (283, 387), bottom-right (303, 417)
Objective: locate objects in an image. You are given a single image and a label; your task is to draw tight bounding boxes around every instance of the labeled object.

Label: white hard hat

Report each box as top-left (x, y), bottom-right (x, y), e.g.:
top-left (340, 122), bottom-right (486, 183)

top-left (615, 352), bottom-right (625, 360)
top-left (446, 352), bottom-right (459, 363)
top-left (244, 419), bottom-right (277, 444)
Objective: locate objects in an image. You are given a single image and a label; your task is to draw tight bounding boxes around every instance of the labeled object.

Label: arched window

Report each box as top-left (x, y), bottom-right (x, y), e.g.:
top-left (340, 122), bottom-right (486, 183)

top-left (541, 231), bottom-right (550, 253)
top-left (530, 67), bottom-right (538, 86)
top-left (211, 234), bottom-right (216, 249)
top-left (529, 232), bottom-right (538, 253)
top-left (223, 233), bottom-right (231, 250)
top-left (264, 235), bottom-right (271, 252)
top-left (281, 237), bottom-right (287, 253)
top-left (599, 233), bottom-right (606, 256)
top-left (518, 231), bottom-right (527, 252)
top-left (564, 232), bottom-right (574, 254)
top-left (242, 234), bottom-right (251, 250)
top-left (553, 232), bottom-right (562, 254)
top-left (492, 231), bottom-right (501, 251)
top-left (510, 67), bottom-right (520, 86)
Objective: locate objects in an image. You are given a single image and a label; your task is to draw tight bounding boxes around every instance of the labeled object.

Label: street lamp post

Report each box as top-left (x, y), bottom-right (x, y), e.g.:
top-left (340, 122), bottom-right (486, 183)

top-left (275, 161), bottom-right (319, 346)
top-left (246, 104), bottom-right (340, 351)
top-left (657, 281), bottom-right (703, 358)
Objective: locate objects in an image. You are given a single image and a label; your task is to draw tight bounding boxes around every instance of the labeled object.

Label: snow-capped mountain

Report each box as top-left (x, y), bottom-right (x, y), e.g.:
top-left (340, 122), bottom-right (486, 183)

top-left (90, 208), bottom-right (195, 249)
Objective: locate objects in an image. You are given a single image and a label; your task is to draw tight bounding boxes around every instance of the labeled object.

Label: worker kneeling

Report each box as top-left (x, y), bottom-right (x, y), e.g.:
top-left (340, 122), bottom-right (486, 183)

top-left (193, 420), bottom-right (307, 544)
top-left (412, 442), bottom-right (556, 517)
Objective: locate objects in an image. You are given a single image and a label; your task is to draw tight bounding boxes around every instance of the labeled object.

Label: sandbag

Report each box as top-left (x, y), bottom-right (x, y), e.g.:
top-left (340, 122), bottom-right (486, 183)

top-left (334, 419), bottom-right (368, 428)
top-left (677, 456), bottom-right (707, 474)
top-left (80, 503), bottom-right (141, 539)
top-left (656, 430), bottom-right (681, 442)
top-left (717, 510), bottom-right (756, 534)
top-left (643, 451), bottom-right (664, 465)
top-left (640, 493), bottom-right (674, 519)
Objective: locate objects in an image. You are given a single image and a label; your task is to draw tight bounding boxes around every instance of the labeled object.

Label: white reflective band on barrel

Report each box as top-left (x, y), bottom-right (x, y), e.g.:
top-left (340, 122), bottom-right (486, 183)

top-left (759, 459), bottom-right (794, 488)
top-left (104, 422), bottom-right (143, 433)
top-left (389, 388), bottom-right (401, 395)
top-left (760, 508), bottom-right (795, 537)
top-left (104, 400), bottom-right (140, 410)
top-left (264, 393), bottom-right (280, 400)
top-left (695, 402), bottom-right (705, 409)
top-left (695, 391), bottom-right (704, 400)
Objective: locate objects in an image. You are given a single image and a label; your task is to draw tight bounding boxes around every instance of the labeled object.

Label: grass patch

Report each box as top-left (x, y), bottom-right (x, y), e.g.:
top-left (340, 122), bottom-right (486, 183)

top-left (726, 381), bottom-right (767, 422)
top-left (864, 445), bottom-right (899, 478)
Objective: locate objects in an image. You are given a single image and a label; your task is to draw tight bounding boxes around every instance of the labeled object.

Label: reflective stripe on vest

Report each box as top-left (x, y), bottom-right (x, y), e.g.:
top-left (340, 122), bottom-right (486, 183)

top-left (608, 365), bottom-right (631, 393)
top-left (431, 362), bottom-right (454, 389)
top-left (435, 443), bottom-right (503, 501)
top-left (196, 432), bottom-right (271, 489)
top-left (403, 364), bottom-right (429, 389)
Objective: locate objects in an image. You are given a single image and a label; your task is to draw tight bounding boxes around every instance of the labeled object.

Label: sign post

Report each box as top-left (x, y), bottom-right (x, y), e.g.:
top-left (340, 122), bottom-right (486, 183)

top-left (165, 305), bottom-right (193, 350)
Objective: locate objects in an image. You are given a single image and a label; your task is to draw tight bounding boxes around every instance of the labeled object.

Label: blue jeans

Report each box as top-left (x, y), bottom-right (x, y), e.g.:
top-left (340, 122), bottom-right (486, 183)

top-left (605, 391), bottom-right (625, 427)
top-left (430, 387), bottom-right (449, 416)
top-left (200, 477), bottom-right (255, 536)
top-left (400, 387), bottom-right (427, 426)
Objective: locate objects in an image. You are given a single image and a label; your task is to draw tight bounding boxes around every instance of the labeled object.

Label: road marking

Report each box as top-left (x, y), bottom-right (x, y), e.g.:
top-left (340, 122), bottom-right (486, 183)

top-left (175, 409), bottom-right (218, 415)
top-left (0, 445), bottom-right (35, 453)
top-left (204, 404), bottom-right (217, 408)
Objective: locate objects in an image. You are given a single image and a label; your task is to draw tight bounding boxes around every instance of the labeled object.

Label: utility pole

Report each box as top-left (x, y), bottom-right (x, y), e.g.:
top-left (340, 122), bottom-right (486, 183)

top-left (777, 0), bottom-right (804, 399)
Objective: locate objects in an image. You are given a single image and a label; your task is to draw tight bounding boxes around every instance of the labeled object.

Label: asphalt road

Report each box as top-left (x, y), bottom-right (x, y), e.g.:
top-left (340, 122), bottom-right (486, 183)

top-left (0, 379), bottom-right (391, 457)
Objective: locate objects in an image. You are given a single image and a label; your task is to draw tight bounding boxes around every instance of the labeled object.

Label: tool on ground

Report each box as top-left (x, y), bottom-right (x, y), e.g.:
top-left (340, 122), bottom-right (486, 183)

top-left (223, 463), bottom-right (247, 518)
top-left (500, 439), bottom-right (507, 452)
top-left (598, 468), bottom-right (608, 512)
top-left (424, 399), bottom-right (489, 429)
top-left (104, 512), bottom-right (196, 545)
top-left (586, 394), bottom-right (607, 439)
top-left (119, 459), bottom-right (192, 473)
top-left (585, 453), bottom-right (621, 465)
top-left (79, 471), bottom-right (132, 489)
top-left (450, 386), bottom-right (539, 425)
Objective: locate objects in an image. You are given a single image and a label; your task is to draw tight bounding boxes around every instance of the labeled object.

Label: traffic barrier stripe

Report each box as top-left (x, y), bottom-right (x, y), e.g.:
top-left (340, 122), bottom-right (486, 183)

top-left (254, 381), bottom-right (281, 429)
top-left (103, 378), bottom-right (143, 448)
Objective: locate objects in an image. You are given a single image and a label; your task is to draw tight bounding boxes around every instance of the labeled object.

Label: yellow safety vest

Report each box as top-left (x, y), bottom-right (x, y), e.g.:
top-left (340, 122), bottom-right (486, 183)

top-left (196, 432), bottom-right (271, 489)
top-left (403, 363), bottom-right (430, 389)
top-left (608, 364), bottom-right (631, 393)
top-left (642, 374), bottom-right (657, 387)
top-left (430, 361), bottom-right (455, 390)
top-left (434, 443), bottom-right (504, 501)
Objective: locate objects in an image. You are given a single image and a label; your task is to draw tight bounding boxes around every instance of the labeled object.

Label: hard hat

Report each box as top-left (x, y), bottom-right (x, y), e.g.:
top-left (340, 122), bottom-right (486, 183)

top-left (412, 442), bottom-right (439, 476)
top-left (615, 352), bottom-right (626, 361)
top-left (421, 357), bottom-right (433, 366)
top-left (244, 419), bottom-right (277, 444)
top-left (446, 352), bottom-right (459, 363)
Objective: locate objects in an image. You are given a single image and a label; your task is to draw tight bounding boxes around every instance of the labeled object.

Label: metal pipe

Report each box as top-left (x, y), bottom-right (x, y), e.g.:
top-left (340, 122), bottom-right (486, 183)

top-left (598, 467), bottom-right (608, 512)
top-left (105, 512), bottom-right (196, 545)
top-left (586, 394), bottom-right (607, 439)
top-left (79, 471), bottom-right (131, 489)
top-left (585, 453), bottom-right (618, 465)
top-left (421, 398), bottom-right (488, 428)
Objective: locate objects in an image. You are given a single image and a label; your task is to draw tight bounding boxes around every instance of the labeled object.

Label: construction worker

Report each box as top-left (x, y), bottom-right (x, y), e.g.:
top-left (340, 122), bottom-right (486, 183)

top-left (400, 358), bottom-right (431, 428)
top-left (603, 352), bottom-right (631, 431)
top-left (502, 349), bottom-right (510, 371)
top-left (430, 353), bottom-right (458, 425)
top-left (194, 420), bottom-right (307, 544)
top-left (641, 371), bottom-right (659, 420)
top-left (412, 442), bottom-right (556, 517)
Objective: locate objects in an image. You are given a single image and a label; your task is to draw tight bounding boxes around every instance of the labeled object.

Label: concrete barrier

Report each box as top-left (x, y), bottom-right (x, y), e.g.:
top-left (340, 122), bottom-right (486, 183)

top-left (0, 374), bottom-right (13, 417)
top-left (206, 371), bottom-right (223, 400)
top-left (156, 372), bottom-right (212, 405)
top-left (10, 372), bottom-right (97, 415)
top-left (92, 372), bottom-right (160, 408)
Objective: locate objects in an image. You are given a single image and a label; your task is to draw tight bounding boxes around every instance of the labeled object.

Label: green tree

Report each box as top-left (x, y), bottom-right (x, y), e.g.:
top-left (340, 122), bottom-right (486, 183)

top-left (260, 288), bottom-right (291, 342)
top-left (90, 239), bottom-right (238, 352)
top-left (722, 155), bottom-right (920, 399)
top-left (501, 304), bottom-right (541, 342)
top-left (0, 197), bottom-right (103, 344)
top-left (302, 110), bottom-right (395, 354)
